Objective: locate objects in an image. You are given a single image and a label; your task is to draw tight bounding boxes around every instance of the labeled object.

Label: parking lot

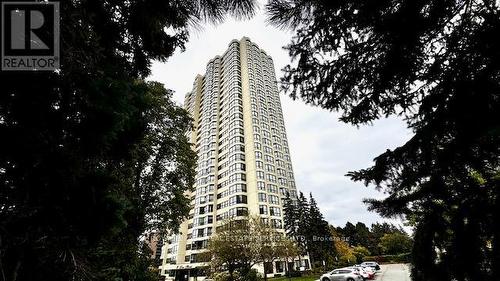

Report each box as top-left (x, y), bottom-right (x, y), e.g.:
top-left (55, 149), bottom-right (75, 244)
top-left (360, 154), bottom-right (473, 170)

top-left (374, 264), bottom-right (411, 281)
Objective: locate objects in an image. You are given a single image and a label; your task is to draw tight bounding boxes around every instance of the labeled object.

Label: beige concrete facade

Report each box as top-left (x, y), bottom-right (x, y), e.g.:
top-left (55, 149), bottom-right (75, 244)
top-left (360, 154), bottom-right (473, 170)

top-left (159, 38), bottom-right (305, 280)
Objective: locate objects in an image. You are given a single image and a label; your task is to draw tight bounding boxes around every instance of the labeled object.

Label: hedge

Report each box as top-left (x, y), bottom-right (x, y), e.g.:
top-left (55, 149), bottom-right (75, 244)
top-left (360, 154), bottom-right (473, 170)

top-left (362, 253), bottom-right (411, 264)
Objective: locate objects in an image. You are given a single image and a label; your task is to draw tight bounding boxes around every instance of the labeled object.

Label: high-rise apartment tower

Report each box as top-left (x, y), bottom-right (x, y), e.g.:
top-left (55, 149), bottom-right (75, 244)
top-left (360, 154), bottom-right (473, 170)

top-left (160, 37), bottom-right (307, 280)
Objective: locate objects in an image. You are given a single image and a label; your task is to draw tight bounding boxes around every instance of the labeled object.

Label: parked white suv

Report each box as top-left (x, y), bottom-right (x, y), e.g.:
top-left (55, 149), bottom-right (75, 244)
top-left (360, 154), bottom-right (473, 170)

top-left (320, 268), bottom-right (363, 281)
top-left (343, 267), bottom-right (371, 280)
top-left (360, 261), bottom-right (380, 271)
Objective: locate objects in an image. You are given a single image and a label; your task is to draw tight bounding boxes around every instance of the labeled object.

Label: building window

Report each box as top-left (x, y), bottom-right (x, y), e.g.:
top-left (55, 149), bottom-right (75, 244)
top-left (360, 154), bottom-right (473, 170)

top-left (259, 205), bottom-right (268, 215)
top-left (257, 181), bottom-right (266, 190)
top-left (267, 174), bottom-right (276, 182)
top-left (271, 219), bottom-right (282, 229)
top-left (270, 207), bottom-right (281, 216)
top-left (236, 207), bottom-right (248, 216)
top-left (258, 193), bottom-right (267, 202)
top-left (264, 262), bottom-right (273, 274)
top-left (269, 195), bottom-right (279, 205)
top-left (266, 165), bottom-right (275, 173)
top-left (275, 261), bottom-right (284, 273)
top-left (255, 142), bottom-right (262, 150)
top-left (234, 195), bottom-right (247, 204)
top-left (268, 184), bottom-right (278, 193)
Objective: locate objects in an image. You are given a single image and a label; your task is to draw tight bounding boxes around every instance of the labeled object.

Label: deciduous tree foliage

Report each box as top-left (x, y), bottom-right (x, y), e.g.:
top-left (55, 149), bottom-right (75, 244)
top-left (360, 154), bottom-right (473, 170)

top-left (378, 233), bottom-right (413, 255)
top-left (208, 218), bottom-right (256, 281)
top-left (267, 0), bottom-right (500, 280)
top-left (208, 216), bottom-right (299, 281)
top-left (0, 0), bottom-right (256, 280)
top-left (334, 222), bottom-right (409, 257)
top-left (334, 240), bottom-right (356, 265)
top-left (369, 222), bottom-right (407, 255)
top-left (352, 246), bottom-right (371, 264)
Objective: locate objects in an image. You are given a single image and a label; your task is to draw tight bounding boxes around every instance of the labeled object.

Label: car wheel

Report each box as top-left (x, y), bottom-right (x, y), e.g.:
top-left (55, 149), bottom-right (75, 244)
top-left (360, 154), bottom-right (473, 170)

top-left (321, 278), bottom-right (330, 281)
top-left (347, 278), bottom-right (355, 281)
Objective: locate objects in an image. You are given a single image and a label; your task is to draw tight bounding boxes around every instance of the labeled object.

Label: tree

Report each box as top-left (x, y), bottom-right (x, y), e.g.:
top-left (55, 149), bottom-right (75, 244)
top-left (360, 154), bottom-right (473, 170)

top-left (0, 1), bottom-right (257, 280)
top-left (354, 222), bottom-right (371, 249)
top-left (278, 238), bottom-right (300, 278)
top-left (333, 238), bottom-right (355, 266)
top-left (370, 222), bottom-right (406, 255)
top-left (208, 218), bottom-right (256, 281)
top-left (283, 192), bottom-right (335, 268)
top-left (352, 246), bottom-right (371, 264)
top-left (250, 217), bottom-right (286, 281)
top-left (334, 221), bottom-right (410, 258)
top-left (295, 192), bottom-right (310, 253)
top-left (379, 233), bottom-right (413, 256)
top-left (307, 193), bottom-right (335, 267)
top-left (332, 221), bottom-right (410, 263)
top-left (332, 227), bottom-right (370, 265)
top-left (342, 222), bottom-right (358, 247)
top-left (283, 193), bottom-right (299, 241)
top-left (209, 216), bottom-right (300, 281)
top-left (267, 1), bottom-right (500, 280)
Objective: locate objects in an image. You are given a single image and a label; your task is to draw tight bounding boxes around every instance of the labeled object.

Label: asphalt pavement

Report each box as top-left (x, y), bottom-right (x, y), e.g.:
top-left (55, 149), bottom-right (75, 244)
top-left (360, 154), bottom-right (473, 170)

top-left (374, 264), bottom-right (411, 281)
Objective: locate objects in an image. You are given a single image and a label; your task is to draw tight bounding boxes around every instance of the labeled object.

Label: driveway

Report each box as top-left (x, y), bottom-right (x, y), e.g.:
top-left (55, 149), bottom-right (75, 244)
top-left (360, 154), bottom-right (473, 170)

top-left (375, 264), bottom-right (411, 281)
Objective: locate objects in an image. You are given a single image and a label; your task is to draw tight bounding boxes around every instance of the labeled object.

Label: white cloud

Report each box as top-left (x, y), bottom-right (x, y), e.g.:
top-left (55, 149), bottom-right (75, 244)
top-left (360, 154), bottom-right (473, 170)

top-left (147, 2), bottom-right (413, 231)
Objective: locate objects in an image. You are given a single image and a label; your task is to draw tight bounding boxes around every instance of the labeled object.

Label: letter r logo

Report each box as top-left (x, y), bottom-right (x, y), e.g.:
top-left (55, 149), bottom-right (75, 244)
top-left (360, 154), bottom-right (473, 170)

top-left (10, 9), bottom-right (49, 50)
top-left (1, 2), bottom-right (59, 71)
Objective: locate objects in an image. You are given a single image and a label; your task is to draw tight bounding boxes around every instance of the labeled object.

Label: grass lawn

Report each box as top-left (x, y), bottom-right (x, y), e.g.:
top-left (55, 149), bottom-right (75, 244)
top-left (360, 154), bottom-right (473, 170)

top-left (269, 275), bottom-right (320, 281)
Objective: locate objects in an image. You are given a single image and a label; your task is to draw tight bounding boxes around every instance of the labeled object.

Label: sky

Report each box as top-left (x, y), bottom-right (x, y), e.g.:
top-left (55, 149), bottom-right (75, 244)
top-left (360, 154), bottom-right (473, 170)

top-left (147, 2), bottom-right (414, 230)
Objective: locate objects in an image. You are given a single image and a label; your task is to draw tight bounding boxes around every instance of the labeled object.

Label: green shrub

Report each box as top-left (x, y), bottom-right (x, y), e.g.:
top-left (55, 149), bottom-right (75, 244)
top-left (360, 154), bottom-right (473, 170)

top-left (363, 253), bottom-right (411, 264)
top-left (210, 268), bottom-right (261, 281)
top-left (242, 269), bottom-right (261, 281)
top-left (212, 271), bottom-right (230, 281)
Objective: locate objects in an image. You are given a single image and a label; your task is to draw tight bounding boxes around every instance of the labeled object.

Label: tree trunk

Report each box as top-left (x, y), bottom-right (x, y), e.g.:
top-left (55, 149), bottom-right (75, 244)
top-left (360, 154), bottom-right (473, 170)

top-left (263, 263), bottom-right (268, 281)
top-left (286, 257), bottom-right (292, 281)
top-left (227, 263), bottom-right (237, 281)
top-left (284, 257), bottom-right (288, 276)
